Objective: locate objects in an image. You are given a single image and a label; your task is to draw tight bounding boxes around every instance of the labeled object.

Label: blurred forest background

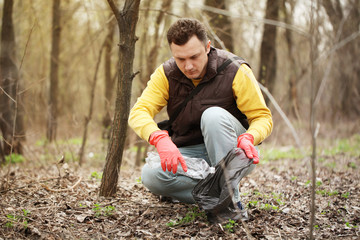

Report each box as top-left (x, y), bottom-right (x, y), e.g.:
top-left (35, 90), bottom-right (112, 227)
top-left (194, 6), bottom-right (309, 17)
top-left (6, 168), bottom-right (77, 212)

top-left (0, 0), bottom-right (359, 165)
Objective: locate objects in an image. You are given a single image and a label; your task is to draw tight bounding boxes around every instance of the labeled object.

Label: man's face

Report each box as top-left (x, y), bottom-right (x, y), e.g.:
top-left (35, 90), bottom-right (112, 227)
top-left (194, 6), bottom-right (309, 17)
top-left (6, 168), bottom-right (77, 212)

top-left (170, 35), bottom-right (211, 79)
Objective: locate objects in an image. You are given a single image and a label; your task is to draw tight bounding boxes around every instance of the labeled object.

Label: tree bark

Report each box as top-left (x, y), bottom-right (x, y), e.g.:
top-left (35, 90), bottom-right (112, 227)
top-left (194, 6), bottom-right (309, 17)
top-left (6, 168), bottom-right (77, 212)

top-left (102, 16), bottom-right (116, 139)
top-left (258, 0), bottom-right (280, 104)
top-left (205, 0), bottom-right (234, 52)
top-left (47, 0), bottom-right (61, 142)
top-left (0, 0), bottom-right (24, 157)
top-left (100, 0), bottom-right (140, 197)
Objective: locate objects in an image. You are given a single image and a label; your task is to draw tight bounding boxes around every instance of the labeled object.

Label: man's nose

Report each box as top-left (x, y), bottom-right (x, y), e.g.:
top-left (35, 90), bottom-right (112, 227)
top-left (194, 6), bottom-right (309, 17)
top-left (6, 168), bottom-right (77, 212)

top-left (185, 61), bottom-right (193, 71)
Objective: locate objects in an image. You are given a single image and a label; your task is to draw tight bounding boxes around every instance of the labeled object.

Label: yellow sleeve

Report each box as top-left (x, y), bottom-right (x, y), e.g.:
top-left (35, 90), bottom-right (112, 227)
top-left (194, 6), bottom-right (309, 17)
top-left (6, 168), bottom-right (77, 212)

top-left (233, 64), bottom-right (273, 145)
top-left (128, 65), bottom-right (169, 142)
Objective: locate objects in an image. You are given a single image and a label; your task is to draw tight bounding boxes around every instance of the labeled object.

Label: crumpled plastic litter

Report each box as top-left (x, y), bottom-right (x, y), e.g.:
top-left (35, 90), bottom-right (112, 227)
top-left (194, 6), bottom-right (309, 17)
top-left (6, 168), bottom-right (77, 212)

top-left (192, 148), bottom-right (253, 223)
top-left (145, 151), bottom-right (215, 179)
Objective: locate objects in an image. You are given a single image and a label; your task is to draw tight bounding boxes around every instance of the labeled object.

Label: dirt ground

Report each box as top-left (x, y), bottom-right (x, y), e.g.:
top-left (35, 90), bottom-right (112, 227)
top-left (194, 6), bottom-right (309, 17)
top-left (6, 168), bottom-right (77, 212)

top-left (0, 141), bottom-right (359, 239)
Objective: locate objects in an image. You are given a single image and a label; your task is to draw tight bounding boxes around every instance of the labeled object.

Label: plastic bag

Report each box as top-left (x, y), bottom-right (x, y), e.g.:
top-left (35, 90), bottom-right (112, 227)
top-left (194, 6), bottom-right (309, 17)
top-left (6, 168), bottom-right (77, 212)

top-left (145, 151), bottom-right (215, 179)
top-left (192, 148), bottom-right (253, 223)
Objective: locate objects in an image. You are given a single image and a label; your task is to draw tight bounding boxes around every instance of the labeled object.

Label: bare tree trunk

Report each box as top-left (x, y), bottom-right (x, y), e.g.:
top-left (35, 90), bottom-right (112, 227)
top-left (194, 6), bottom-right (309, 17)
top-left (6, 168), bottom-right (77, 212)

top-left (283, 0), bottom-right (300, 119)
top-left (322, 0), bottom-right (360, 118)
top-left (0, 0), bottom-right (24, 157)
top-left (79, 43), bottom-right (105, 166)
top-left (0, 141), bottom-right (4, 164)
top-left (47, 0), bottom-right (61, 142)
top-left (133, 0), bottom-right (152, 167)
top-left (134, 0), bottom-right (173, 167)
top-left (102, 17), bottom-right (116, 140)
top-left (204, 0), bottom-right (233, 52)
top-left (100, 0), bottom-right (140, 197)
top-left (258, 0), bottom-right (280, 104)
top-left (135, 140), bottom-right (143, 167)
top-left (309, 1), bottom-right (321, 238)
top-left (146, 0), bottom-right (172, 80)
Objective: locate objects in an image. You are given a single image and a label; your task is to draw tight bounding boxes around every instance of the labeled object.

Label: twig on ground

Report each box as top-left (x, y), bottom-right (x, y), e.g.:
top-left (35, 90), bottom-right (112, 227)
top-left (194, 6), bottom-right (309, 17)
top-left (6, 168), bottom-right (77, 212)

top-left (41, 176), bottom-right (82, 192)
top-left (241, 220), bottom-right (255, 240)
top-left (98, 198), bottom-right (122, 207)
top-left (218, 223), bottom-right (224, 232)
top-left (278, 228), bottom-right (282, 239)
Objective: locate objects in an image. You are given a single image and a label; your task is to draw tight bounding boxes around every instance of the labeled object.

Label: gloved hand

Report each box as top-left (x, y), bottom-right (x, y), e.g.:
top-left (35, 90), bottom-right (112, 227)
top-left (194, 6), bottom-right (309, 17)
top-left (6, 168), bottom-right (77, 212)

top-left (149, 130), bottom-right (188, 173)
top-left (237, 133), bottom-right (259, 164)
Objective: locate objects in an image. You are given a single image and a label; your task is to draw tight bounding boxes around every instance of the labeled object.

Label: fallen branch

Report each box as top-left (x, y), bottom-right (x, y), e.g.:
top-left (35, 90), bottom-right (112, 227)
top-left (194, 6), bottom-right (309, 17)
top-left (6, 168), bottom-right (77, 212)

top-left (41, 176), bottom-right (82, 192)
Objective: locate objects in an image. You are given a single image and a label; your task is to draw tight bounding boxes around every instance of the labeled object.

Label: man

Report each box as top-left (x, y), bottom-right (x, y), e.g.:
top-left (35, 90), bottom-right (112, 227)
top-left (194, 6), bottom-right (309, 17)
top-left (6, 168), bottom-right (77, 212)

top-left (129, 18), bottom-right (272, 204)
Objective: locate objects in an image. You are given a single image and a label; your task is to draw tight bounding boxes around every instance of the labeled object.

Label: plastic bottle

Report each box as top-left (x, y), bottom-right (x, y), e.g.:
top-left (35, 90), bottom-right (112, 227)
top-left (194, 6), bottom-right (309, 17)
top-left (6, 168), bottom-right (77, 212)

top-left (145, 151), bottom-right (215, 179)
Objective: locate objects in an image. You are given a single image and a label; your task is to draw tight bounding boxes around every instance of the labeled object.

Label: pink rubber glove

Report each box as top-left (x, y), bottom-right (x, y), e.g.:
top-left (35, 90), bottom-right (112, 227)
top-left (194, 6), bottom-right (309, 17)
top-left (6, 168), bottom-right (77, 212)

top-left (149, 130), bottom-right (188, 174)
top-left (237, 133), bottom-right (259, 164)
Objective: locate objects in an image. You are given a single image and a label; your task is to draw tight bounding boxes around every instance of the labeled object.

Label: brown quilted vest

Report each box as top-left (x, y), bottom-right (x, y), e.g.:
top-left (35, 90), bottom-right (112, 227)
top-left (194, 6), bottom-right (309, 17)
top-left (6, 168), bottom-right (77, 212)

top-left (163, 47), bottom-right (249, 147)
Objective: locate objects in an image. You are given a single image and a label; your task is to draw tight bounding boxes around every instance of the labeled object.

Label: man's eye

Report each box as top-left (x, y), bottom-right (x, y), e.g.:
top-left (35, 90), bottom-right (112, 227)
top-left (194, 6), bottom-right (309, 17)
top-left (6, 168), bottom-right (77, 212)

top-left (191, 56), bottom-right (198, 60)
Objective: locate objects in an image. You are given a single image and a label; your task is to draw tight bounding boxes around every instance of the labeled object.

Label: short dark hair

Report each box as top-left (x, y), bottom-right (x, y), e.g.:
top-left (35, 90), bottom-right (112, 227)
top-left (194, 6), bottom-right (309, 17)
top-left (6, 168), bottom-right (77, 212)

top-left (167, 18), bottom-right (208, 46)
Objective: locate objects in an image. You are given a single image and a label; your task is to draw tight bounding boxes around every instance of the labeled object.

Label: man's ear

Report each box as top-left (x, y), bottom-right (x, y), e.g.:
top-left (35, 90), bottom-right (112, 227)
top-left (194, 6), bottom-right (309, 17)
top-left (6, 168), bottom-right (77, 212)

top-left (206, 40), bottom-right (211, 54)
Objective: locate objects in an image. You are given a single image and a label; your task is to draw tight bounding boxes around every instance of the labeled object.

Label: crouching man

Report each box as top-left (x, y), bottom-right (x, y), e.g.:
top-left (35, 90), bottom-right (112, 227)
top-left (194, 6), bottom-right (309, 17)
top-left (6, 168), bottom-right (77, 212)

top-left (128, 18), bottom-right (272, 205)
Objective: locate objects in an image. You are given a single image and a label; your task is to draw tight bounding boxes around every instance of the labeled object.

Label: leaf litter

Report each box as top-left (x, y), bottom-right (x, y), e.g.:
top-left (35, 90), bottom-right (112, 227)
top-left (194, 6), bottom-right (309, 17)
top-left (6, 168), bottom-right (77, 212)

top-left (0, 151), bottom-right (359, 239)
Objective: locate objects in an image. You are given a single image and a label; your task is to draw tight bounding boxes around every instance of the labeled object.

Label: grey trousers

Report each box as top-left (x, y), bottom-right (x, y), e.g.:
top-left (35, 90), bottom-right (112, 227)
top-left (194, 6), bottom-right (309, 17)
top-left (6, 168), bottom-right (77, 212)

top-left (141, 107), bottom-right (256, 203)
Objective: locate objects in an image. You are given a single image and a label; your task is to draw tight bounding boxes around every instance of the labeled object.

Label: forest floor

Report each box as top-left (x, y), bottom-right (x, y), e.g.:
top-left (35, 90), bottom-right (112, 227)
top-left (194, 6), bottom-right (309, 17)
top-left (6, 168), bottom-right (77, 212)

top-left (0, 134), bottom-right (359, 239)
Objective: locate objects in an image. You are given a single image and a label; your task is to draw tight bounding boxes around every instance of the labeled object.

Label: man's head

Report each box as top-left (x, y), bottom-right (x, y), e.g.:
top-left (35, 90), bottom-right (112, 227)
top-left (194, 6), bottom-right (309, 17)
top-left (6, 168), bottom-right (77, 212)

top-left (167, 18), bottom-right (208, 46)
top-left (167, 18), bottom-right (211, 79)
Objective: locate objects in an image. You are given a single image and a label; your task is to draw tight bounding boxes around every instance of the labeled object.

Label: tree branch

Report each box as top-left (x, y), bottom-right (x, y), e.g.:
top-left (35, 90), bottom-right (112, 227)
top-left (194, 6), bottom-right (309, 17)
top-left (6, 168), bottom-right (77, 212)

top-left (106, 0), bottom-right (121, 22)
top-left (78, 39), bottom-right (106, 165)
top-left (192, 3), bottom-right (310, 37)
top-left (139, 8), bottom-right (182, 18)
top-left (0, 86), bottom-right (16, 103)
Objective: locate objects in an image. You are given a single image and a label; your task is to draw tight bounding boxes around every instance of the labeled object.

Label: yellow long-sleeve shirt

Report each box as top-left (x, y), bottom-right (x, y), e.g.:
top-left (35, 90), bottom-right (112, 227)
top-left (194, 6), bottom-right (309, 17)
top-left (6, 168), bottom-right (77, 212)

top-left (128, 63), bottom-right (273, 146)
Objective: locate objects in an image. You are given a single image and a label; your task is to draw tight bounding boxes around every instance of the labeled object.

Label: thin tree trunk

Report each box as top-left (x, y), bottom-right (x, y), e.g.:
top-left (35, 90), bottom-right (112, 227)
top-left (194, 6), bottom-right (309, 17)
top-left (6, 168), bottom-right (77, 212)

top-left (205, 0), bottom-right (233, 52)
top-left (283, 0), bottom-right (300, 119)
top-left (322, 0), bottom-right (360, 117)
top-left (132, 0), bottom-right (152, 166)
top-left (134, 0), bottom-right (173, 167)
top-left (100, 0), bottom-right (140, 197)
top-left (79, 43), bottom-right (106, 166)
top-left (258, 0), bottom-right (280, 104)
top-left (146, 0), bottom-right (172, 79)
top-left (135, 140), bottom-right (143, 167)
top-left (0, 141), bottom-right (4, 164)
top-left (309, 1), bottom-right (320, 238)
top-left (47, 0), bottom-right (61, 142)
top-left (102, 16), bottom-right (116, 139)
top-left (0, 0), bottom-right (24, 156)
